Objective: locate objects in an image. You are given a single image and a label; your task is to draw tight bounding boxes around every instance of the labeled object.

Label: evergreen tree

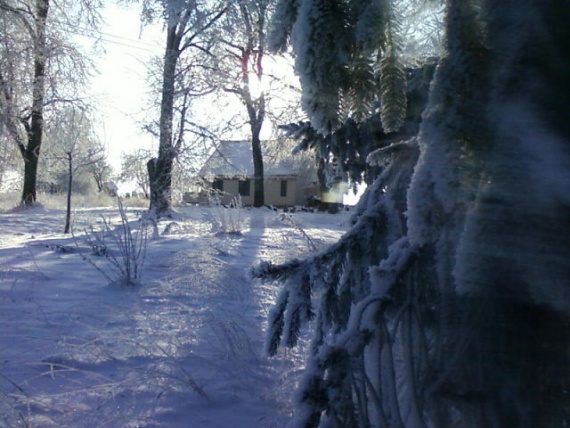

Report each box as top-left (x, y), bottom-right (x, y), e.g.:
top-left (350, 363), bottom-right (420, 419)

top-left (257, 0), bottom-right (570, 426)
top-left (279, 59), bottom-right (435, 190)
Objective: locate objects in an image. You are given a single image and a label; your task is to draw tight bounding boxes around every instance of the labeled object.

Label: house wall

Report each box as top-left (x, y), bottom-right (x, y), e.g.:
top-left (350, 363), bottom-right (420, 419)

top-left (213, 179), bottom-right (254, 206)
top-left (265, 177), bottom-right (297, 207)
top-left (211, 177), bottom-right (300, 207)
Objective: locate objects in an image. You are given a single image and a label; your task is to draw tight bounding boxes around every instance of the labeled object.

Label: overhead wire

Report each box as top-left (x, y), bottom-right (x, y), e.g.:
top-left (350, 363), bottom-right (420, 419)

top-left (48, 16), bottom-right (163, 54)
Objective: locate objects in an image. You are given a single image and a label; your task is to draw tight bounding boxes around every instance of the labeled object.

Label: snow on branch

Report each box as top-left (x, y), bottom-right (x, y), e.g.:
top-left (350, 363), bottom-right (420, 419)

top-left (254, 139), bottom-right (419, 359)
top-left (253, 135), bottom-right (426, 426)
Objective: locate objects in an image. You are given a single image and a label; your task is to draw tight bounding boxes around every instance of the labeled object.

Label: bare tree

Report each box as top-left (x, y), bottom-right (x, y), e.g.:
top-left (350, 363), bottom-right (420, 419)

top-left (140, 50), bottom-right (226, 202)
top-left (44, 106), bottom-right (105, 233)
top-left (0, 0), bottom-right (100, 205)
top-left (0, 0), bottom-right (49, 204)
top-left (140, 0), bottom-right (227, 216)
top-left (88, 156), bottom-right (114, 194)
top-left (119, 148), bottom-right (153, 198)
top-left (219, 0), bottom-right (271, 207)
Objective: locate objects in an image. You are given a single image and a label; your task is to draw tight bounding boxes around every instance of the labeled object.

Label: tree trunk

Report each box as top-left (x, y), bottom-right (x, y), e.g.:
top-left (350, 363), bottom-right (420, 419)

top-left (244, 80), bottom-right (266, 208)
top-left (93, 171), bottom-right (104, 192)
top-left (251, 120), bottom-right (265, 207)
top-left (149, 25), bottom-right (181, 216)
top-left (147, 158), bottom-right (156, 198)
top-left (64, 152), bottom-right (72, 234)
top-left (148, 155), bottom-right (173, 215)
top-left (22, 147), bottom-right (40, 205)
top-left (238, 2), bottom-right (267, 208)
top-left (21, 0), bottom-right (49, 205)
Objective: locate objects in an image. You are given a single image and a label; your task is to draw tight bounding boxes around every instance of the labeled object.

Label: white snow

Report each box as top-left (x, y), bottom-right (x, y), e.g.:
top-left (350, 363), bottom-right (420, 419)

top-left (0, 203), bottom-right (350, 427)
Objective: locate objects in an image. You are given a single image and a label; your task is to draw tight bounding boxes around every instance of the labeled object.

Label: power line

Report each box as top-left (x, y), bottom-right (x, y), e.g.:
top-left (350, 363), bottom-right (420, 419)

top-left (86, 33), bottom-right (160, 54)
top-left (2, 1), bottom-right (164, 54)
top-left (49, 17), bottom-right (163, 54)
top-left (82, 31), bottom-right (161, 53)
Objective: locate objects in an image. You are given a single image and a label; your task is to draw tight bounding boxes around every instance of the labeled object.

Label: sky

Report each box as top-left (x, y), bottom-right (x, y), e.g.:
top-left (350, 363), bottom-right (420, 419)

top-left (85, 3), bottom-right (293, 175)
top-left (86, 3), bottom-right (164, 172)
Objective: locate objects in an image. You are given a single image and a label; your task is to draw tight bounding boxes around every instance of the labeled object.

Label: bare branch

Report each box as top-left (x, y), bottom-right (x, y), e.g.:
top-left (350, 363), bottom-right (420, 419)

top-left (179, 5), bottom-right (228, 52)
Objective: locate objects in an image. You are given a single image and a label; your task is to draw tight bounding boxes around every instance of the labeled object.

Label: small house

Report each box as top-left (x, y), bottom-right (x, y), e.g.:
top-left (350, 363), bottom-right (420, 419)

top-left (197, 140), bottom-right (319, 207)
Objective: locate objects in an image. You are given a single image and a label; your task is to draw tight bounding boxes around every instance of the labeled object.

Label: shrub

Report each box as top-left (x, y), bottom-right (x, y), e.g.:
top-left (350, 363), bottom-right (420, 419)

top-left (207, 194), bottom-right (245, 235)
top-left (80, 199), bottom-right (148, 286)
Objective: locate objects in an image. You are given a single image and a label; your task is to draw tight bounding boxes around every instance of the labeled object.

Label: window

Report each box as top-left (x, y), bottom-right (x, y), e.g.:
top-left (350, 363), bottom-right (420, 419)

top-left (212, 179), bottom-right (223, 192)
top-left (280, 180), bottom-right (288, 197)
top-left (239, 179), bottom-right (250, 196)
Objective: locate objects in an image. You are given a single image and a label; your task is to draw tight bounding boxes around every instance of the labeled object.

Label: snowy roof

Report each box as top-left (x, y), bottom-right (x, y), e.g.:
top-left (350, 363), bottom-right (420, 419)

top-left (199, 140), bottom-right (298, 179)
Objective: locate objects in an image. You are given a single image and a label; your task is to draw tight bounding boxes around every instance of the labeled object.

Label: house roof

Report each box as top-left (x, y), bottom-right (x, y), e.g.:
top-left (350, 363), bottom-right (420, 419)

top-left (199, 140), bottom-right (298, 179)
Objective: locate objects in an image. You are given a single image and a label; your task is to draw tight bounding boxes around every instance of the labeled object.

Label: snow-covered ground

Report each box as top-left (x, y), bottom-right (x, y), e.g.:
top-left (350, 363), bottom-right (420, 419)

top-left (0, 203), bottom-right (350, 427)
